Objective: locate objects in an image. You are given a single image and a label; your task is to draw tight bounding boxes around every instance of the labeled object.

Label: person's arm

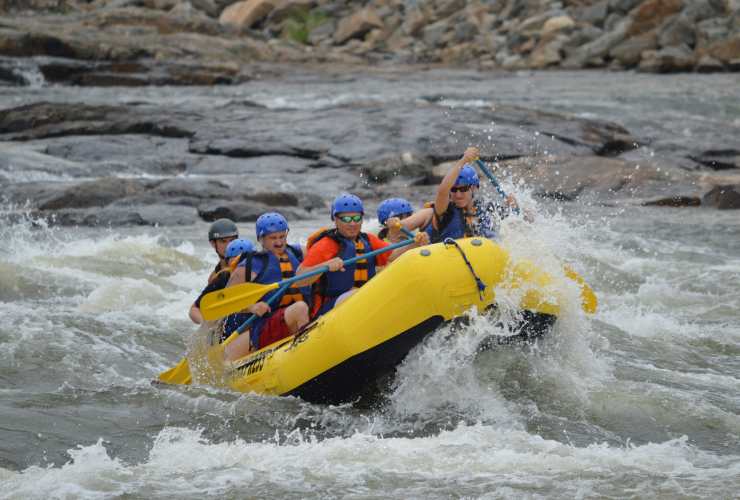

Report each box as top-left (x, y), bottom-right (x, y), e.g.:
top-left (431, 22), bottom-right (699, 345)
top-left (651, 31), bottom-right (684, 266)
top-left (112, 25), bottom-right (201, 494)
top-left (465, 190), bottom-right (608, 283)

top-left (189, 304), bottom-right (203, 324)
top-left (226, 265), bottom-right (247, 287)
top-left (294, 240), bottom-right (344, 287)
top-left (400, 207), bottom-right (433, 232)
top-left (435, 146), bottom-right (480, 218)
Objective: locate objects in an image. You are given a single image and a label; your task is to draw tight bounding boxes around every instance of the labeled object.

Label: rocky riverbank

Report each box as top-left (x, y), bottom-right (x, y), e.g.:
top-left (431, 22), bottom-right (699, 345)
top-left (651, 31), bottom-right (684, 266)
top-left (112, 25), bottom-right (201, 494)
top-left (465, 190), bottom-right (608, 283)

top-left (1, 67), bottom-right (739, 227)
top-left (1, 0), bottom-right (740, 87)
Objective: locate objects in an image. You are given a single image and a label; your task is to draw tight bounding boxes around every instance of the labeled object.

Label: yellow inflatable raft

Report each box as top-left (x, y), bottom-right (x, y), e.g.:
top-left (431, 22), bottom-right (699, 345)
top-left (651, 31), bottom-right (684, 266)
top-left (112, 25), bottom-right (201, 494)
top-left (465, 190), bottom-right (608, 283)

top-left (191, 237), bottom-right (596, 404)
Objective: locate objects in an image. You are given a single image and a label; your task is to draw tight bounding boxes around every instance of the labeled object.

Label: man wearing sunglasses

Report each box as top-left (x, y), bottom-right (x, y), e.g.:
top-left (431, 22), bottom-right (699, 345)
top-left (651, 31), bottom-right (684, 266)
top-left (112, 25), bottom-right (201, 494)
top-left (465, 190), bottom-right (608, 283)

top-left (422, 146), bottom-right (519, 244)
top-left (297, 193), bottom-right (429, 319)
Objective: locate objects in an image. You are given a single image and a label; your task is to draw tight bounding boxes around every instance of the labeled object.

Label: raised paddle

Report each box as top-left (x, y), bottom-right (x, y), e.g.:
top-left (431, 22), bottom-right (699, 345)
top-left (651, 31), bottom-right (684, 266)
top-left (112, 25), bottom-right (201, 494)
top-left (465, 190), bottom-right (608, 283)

top-left (475, 158), bottom-right (520, 215)
top-left (200, 234), bottom-right (418, 321)
top-left (157, 283), bottom-right (291, 385)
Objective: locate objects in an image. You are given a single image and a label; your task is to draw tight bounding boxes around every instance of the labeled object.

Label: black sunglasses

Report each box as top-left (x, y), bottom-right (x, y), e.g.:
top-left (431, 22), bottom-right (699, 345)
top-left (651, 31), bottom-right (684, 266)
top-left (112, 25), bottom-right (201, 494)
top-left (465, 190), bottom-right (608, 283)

top-left (450, 185), bottom-right (471, 193)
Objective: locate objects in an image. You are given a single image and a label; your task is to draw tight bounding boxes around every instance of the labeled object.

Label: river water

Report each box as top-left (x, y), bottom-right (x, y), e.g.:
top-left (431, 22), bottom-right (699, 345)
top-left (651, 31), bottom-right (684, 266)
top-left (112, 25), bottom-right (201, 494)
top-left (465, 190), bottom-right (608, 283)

top-left (1, 69), bottom-right (739, 498)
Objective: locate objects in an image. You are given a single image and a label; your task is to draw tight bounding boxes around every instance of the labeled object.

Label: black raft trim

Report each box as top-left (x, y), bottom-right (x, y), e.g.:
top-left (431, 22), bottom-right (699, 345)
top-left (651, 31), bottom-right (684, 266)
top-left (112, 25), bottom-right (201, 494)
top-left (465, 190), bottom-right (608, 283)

top-left (284, 310), bottom-right (557, 405)
top-left (285, 315), bottom-right (445, 405)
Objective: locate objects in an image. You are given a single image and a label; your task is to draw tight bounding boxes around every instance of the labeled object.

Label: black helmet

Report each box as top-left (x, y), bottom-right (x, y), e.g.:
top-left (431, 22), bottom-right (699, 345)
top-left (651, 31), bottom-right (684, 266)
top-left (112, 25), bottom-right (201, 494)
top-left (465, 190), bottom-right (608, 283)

top-left (208, 218), bottom-right (238, 241)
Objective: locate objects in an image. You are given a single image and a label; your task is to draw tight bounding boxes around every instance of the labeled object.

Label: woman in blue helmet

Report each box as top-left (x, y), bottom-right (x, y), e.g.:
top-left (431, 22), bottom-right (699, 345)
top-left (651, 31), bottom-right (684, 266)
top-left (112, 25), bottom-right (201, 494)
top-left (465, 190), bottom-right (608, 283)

top-left (222, 212), bottom-right (311, 361)
top-left (418, 146), bottom-right (519, 244)
top-left (377, 198), bottom-right (418, 242)
top-left (189, 237), bottom-right (253, 324)
top-left (297, 193), bottom-right (429, 319)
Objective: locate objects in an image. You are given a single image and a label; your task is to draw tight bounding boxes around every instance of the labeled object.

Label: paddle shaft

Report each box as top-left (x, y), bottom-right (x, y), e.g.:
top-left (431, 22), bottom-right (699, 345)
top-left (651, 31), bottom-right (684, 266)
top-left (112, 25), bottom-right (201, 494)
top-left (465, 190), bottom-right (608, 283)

top-left (262, 235), bottom-right (417, 293)
top-left (235, 283), bottom-right (290, 334)
top-left (475, 159), bottom-right (520, 215)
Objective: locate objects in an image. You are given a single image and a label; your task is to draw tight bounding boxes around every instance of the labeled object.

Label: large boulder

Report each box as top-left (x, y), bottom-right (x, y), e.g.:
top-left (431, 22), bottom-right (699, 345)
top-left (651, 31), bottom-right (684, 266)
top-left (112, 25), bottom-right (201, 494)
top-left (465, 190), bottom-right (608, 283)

top-left (701, 34), bottom-right (740, 64)
top-left (333, 8), bottom-right (383, 44)
top-left (36, 177), bottom-right (153, 209)
top-left (627, 0), bottom-right (684, 36)
top-left (638, 45), bottom-right (696, 72)
top-left (218, 0), bottom-right (276, 29)
top-left (610, 30), bottom-right (658, 66)
top-left (658, 14), bottom-right (696, 48)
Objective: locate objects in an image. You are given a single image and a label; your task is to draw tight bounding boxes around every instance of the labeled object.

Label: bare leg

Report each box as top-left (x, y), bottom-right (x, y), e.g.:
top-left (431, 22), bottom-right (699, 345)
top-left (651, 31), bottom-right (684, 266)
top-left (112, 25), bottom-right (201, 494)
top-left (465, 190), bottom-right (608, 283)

top-left (284, 301), bottom-right (309, 334)
top-left (224, 332), bottom-right (253, 362)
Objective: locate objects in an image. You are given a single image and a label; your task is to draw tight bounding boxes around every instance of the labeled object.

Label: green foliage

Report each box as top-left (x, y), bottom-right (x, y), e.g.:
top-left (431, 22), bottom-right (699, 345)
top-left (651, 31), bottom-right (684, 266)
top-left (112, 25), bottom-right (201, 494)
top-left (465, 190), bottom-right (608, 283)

top-left (282, 8), bottom-right (330, 45)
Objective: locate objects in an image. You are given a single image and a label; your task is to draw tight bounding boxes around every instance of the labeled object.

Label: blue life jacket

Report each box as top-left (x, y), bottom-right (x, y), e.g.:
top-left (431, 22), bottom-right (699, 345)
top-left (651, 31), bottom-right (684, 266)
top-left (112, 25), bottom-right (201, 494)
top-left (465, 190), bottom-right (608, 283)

top-left (424, 200), bottom-right (498, 243)
top-left (223, 245), bottom-right (309, 343)
top-left (310, 229), bottom-right (376, 318)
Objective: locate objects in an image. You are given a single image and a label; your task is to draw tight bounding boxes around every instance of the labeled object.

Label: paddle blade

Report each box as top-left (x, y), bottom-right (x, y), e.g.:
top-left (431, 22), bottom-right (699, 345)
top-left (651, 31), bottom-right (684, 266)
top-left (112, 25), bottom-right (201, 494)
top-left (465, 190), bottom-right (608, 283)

top-left (158, 357), bottom-right (192, 385)
top-left (200, 281), bottom-right (279, 321)
top-left (564, 266), bottom-right (598, 314)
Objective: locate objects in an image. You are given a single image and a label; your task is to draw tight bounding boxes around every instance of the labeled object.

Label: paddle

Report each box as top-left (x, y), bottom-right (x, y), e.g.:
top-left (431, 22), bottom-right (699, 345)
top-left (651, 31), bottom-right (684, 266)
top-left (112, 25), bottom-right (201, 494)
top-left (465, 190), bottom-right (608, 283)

top-left (200, 234), bottom-right (418, 320)
top-left (475, 159), bottom-right (520, 215)
top-left (157, 283), bottom-right (291, 386)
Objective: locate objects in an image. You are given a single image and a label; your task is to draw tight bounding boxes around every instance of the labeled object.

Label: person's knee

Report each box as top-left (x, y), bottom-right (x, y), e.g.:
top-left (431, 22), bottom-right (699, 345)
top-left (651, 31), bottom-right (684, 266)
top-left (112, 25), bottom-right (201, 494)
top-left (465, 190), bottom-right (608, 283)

top-left (287, 301), bottom-right (309, 323)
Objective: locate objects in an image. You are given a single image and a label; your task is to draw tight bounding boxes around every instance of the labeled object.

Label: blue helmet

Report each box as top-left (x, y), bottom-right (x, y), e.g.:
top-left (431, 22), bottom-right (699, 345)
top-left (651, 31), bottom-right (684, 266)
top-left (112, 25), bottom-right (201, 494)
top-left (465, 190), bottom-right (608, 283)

top-left (377, 198), bottom-right (413, 225)
top-left (225, 238), bottom-right (254, 259)
top-left (455, 164), bottom-right (480, 187)
top-left (255, 212), bottom-right (289, 239)
top-left (331, 193), bottom-right (364, 220)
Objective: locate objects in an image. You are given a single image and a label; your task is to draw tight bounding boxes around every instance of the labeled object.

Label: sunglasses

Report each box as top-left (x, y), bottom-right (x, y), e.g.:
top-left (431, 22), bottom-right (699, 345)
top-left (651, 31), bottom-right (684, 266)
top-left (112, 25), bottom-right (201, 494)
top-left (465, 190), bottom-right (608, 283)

top-left (337, 214), bottom-right (363, 223)
top-left (450, 185), bottom-right (471, 193)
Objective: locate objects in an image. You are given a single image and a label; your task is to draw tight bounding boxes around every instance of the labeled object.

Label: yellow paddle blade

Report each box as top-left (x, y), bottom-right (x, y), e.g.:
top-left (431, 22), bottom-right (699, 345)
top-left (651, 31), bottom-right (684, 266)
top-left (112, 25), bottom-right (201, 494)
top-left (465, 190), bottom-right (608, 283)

top-left (200, 281), bottom-right (280, 321)
top-left (157, 357), bottom-right (192, 385)
top-left (564, 265), bottom-right (598, 314)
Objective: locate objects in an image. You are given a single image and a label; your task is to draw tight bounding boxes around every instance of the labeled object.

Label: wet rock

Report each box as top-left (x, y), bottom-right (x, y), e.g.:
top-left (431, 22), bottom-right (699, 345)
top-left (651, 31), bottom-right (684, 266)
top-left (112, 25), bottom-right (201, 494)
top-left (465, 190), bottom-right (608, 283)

top-left (39, 203), bottom-right (200, 226)
top-left (0, 142), bottom-right (91, 181)
top-left (37, 177), bottom-right (155, 209)
top-left (197, 200), bottom-right (306, 221)
top-left (499, 155), bottom-right (699, 204)
top-left (0, 102), bottom-right (195, 141)
top-left (360, 152), bottom-right (433, 184)
top-left (642, 195), bottom-right (701, 207)
top-left (702, 184), bottom-right (740, 209)
top-left (218, 0), bottom-right (276, 29)
top-left (688, 149), bottom-right (740, 170)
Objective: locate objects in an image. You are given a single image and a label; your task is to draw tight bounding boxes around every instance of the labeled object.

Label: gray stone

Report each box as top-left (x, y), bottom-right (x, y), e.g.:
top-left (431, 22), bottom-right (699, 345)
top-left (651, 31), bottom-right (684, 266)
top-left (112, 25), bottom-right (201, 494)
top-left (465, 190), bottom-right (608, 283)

top-left (422, 20), bottom-right (449, 48)
top-left (579, 0), bottom-right (609, 26)
top-left (681, 0), bottom-right (727, 23)
top-left (695, 18), bottom-right (729, 47)
top-left (610, 31), bottom-right (657, 66)
top-left (702, 185), bottom-right (740, 209)
top-left (608, 0), bottom-right (642, 14)
top-left (639, 45), bottom-right (696, 73)
top-left (565, 18), bottom-right (628, 66)
top-left (695, 54), bottom-right (724, 72)
top-left (658, 15), bottom-right (696, 49)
